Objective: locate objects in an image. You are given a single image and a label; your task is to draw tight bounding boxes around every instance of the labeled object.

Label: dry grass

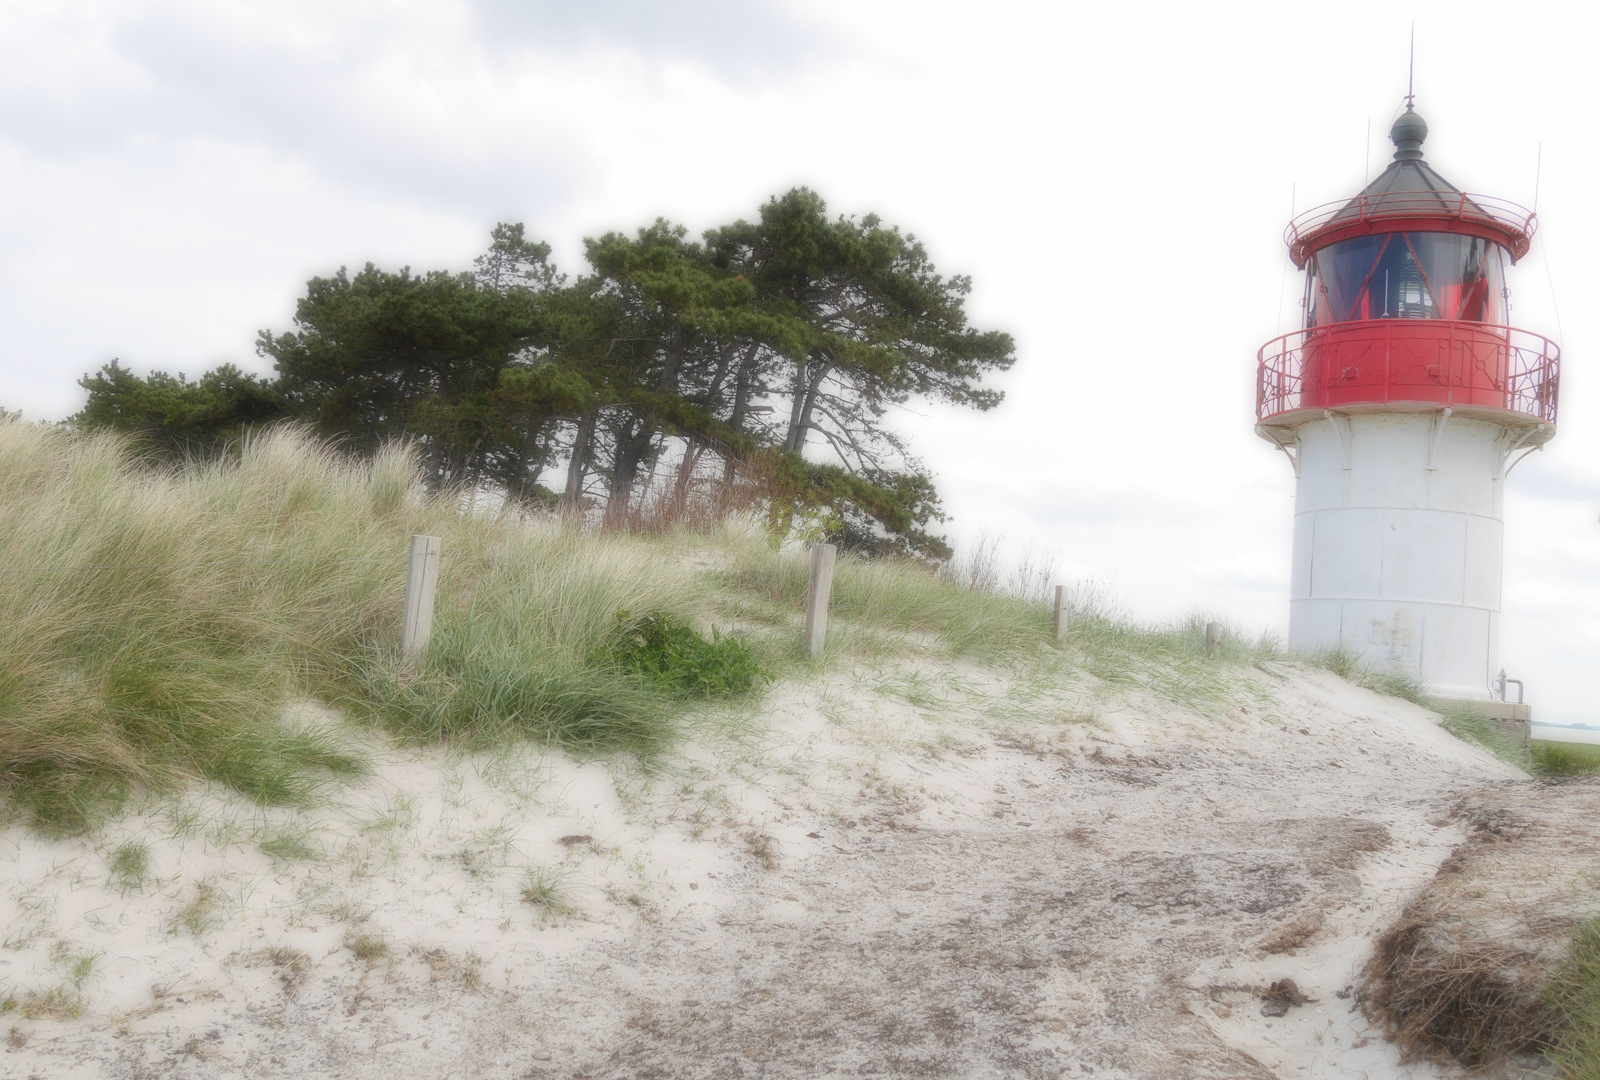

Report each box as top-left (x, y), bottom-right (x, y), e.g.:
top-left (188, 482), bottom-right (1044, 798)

top-left (1363, 899), bottom-right (1556, 1068)
top-left (1361, 783), bottom-right (1600, 1075)
top-left (344, 933), bottom-right (390, 962)
top-left (1544, 918), bottom-right (1600, 1079)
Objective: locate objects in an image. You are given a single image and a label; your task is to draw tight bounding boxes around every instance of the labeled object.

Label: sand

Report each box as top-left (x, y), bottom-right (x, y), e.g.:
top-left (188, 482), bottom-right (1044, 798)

top-left (0, 659), bottom-right (1559, 1079)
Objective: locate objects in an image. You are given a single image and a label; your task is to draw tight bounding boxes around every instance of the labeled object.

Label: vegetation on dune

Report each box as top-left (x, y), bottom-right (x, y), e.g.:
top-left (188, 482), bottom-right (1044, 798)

top-left (0, 418), bottom-right (1307, 833)
top-left (0, 421), bottom-right (737, 830)
top-left (6, 423), bottom-right (1595, 1074)
top-left (607, 612), bottom-right (766, 697)
top-left (1532, 741), bottom-right (1600, 777)
top-left (1545, 917), bottom-right (1600, 1080)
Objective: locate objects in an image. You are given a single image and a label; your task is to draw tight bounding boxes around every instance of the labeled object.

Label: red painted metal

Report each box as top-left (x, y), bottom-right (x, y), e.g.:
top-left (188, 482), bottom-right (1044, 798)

top-left (1286, 192), bottom-right (1536, 268)
top-left (1256, 320), bottom-right (1560, 425)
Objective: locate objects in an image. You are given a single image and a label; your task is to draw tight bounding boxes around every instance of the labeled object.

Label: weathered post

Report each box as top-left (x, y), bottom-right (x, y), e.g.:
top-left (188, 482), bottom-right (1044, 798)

top-left (804, 543), bottom-right (837, 658)
top-left (402, 534), bottom-right (442, 660)
top-left (1052, 585), bottom-right (1069, 642)
top-left (1205, 620), bottom-right (1222, 659)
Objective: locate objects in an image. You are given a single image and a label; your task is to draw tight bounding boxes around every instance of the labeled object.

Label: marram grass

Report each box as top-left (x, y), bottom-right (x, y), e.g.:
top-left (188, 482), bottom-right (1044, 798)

top-left (1545, 917), bottom-right (1600, 1080)
top-left (0, 417), bottom-right (1502, 833)
top-left (0, 420), bottom-right (708, 830)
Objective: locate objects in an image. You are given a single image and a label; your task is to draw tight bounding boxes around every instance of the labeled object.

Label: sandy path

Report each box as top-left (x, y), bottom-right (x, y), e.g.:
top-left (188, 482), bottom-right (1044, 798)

top-left (3, 667), bottom-right (1532, 1079)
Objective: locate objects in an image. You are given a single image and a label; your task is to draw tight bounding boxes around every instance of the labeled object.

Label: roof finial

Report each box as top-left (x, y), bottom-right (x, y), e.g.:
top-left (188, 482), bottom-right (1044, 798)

top-left (1405, 22), bottom-right (1416, 111)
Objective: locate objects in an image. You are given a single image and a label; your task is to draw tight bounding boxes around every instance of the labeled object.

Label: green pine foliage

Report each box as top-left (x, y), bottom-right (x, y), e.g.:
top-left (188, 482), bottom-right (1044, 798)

top-left (73, 191), bottom-right (1015, 558)
top-left (73, 361), bottom-right (288, 456)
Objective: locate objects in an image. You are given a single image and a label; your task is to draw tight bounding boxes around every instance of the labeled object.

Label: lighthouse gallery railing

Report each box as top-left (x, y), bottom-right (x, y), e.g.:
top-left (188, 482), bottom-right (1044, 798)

top-left (1256, 321), bottom-right (1560, 425)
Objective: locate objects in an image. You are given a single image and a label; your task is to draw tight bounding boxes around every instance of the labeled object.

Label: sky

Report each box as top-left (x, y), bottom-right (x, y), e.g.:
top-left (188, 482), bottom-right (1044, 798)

top-left (3, 0), bottom-right (1597, 723)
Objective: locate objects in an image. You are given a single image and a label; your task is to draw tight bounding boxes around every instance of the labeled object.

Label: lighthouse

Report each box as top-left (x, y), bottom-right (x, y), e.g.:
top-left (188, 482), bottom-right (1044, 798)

top-left (1257, 103), bottom-right (1560, 702)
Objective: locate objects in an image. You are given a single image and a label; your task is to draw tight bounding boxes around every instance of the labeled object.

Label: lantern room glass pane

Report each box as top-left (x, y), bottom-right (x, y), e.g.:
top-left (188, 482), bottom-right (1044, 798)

top-left (1304, 232), bottom-right (1507, 327)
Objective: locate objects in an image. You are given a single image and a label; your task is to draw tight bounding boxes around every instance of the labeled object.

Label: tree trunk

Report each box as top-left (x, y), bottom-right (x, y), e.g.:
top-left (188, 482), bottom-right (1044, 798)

top-left (708, 341), bottom-right (758, 411)
top-left (606, 416), bottom-right (656, 526)
top-left (563, 411), bottom-right (597, 507)
top-left (783, 361), bottom-right (809, 452)
top-left (723, 347), bottom-right (762, 491)
top-left (787, 359), bottom-right (832, 454)
top-left (672, 437), bottom-right (703, 512)
top-left (729, 345), bottom-right (759, 431)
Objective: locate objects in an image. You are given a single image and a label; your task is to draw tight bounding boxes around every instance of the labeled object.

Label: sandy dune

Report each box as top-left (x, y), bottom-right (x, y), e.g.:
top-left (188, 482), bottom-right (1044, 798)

top-left (1, 661), bottom-right (1566, 1078)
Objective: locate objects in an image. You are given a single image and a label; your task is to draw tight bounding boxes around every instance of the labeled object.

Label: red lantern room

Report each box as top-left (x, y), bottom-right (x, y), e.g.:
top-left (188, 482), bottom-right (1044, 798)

top-left (1256, 105), bottom-right (1560, 444)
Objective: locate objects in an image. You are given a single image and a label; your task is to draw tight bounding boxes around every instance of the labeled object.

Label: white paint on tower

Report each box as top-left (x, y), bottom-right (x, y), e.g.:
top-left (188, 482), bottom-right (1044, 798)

top-left (1287, 409), bottom-right (1519, 699)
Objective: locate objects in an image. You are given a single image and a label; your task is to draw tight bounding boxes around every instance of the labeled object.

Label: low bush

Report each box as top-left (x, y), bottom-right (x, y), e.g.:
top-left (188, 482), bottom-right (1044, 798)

top-left (608, 611), bottom-right (764, 697)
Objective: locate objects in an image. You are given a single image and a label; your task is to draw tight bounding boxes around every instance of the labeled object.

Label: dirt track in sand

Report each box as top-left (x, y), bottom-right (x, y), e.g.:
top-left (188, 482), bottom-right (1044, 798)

top-left (6, 668), bottom-right (1558, 1079)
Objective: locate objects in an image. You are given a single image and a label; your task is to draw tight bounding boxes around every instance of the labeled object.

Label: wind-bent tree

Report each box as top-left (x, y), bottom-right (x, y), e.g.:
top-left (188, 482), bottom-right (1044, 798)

top-left (580, 221), bottom-right (770, 519)
top-left (707, 188), bottom-right (1014, 469)
top-left (75, 194), bottom-right (1015, 556)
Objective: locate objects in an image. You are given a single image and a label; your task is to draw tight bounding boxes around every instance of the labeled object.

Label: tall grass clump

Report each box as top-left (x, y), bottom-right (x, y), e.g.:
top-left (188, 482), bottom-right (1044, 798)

top-left (1531, 742), bottom-right (1600, 778)
top-left (1545, 917), bottom-right (1600, 1080)
top-left (351, 525), bottom-right (715, 751)
top-left (0, 420), bottom-right (732, 830)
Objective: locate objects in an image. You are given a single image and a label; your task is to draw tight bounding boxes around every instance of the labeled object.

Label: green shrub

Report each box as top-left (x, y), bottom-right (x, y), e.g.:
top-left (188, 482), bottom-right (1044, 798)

top-left (608, 611), bottom-right (764, 697)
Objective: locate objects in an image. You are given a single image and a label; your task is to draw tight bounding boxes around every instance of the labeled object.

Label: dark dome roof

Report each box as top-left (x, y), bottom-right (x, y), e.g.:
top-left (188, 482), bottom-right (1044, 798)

top-left (1285, 105), bottom-right (1535, 266)
top-left (1331, 107), bottom-right (1467, 222)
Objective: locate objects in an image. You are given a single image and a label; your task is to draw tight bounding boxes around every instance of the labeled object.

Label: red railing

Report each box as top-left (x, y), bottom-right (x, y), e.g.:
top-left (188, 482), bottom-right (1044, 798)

top-left (1257, 321), bottom-right (1560, 426)
top-left (1286, 192), bottom-right (1536, 266)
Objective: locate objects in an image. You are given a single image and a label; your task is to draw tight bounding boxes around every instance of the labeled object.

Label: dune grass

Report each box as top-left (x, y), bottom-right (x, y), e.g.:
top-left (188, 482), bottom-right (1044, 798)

top-left (0, 416), bottom-right (1498, 834)
top-left (723, 539), bottom-right (1053, 659)
top-left (0, 420), bottom-right (741, 831)
top-left (1545, 917), bottom-right (1600, 1080)
top-left (1532, 741), bottom-right (1600, 777)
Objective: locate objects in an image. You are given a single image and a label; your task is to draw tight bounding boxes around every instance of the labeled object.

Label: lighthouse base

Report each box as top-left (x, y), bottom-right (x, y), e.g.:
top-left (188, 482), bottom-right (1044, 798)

top-left (1434, 698), bottom-right (1533, 748)
top-left (1283, 410), bottom-right (1510, 700)
top-left (1290, 598), bottom-right (1497, 700)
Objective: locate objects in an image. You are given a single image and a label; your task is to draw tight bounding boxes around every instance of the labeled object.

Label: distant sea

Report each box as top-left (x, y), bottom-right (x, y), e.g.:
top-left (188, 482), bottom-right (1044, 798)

top-left (1531, 722), bottom-right (1600, 746)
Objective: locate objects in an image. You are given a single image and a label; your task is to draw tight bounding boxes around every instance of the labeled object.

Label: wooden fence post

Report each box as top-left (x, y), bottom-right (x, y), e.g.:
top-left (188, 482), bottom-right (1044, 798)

top-left (402, 534), bottom-right (442, 660)
top-left (804, 543), bottom-right (837, 658)
top-left (1052, 585), bottom-right (1069, 641)
top-left (1205, 620), bottom-right (1222, 659)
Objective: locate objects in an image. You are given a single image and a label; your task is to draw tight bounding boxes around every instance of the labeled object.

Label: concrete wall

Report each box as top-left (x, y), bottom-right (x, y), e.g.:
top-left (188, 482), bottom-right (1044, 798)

top-left (1287, 411), bottom-right (1510, 699)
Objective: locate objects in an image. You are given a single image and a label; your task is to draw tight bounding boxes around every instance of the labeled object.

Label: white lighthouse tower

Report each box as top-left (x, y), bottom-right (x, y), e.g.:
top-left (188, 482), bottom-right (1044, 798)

top-left (1256, 103), bottom-right (1560, 701)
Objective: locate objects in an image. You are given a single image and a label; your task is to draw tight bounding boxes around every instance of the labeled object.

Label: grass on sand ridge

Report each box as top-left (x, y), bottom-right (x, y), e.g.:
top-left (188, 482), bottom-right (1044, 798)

top-left (0, 417), bottom-right (1498, 834)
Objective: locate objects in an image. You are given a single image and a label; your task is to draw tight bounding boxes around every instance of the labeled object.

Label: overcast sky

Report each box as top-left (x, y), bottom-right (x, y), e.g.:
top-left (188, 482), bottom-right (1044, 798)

top-left (3, 0), bottom-right (1596, 723)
